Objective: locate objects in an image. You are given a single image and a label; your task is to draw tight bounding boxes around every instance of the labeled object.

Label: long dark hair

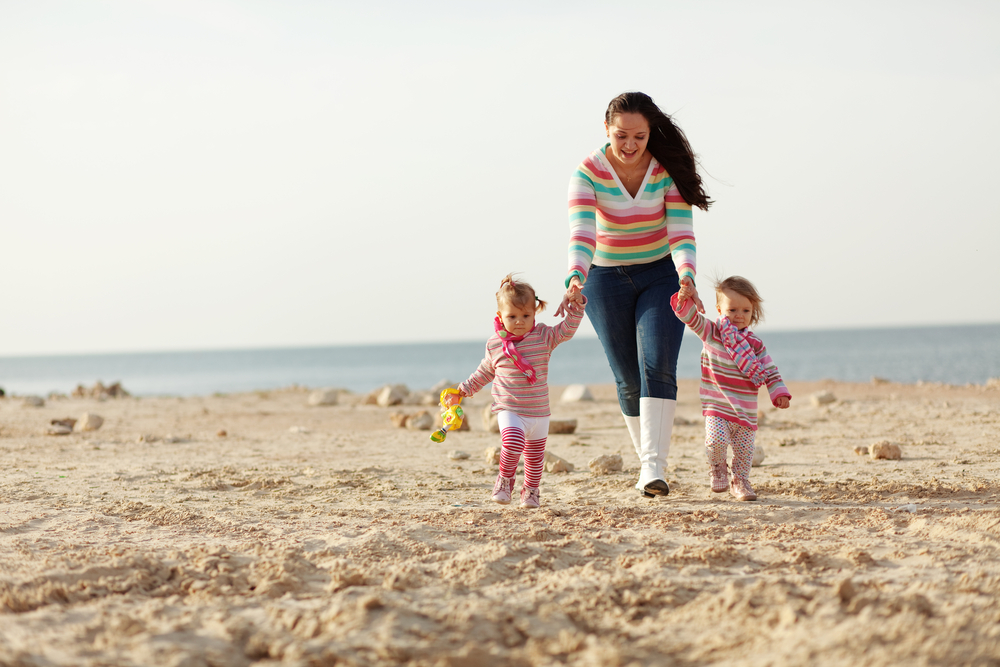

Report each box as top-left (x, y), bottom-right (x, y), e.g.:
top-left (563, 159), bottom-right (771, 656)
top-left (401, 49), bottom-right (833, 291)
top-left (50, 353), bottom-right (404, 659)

top-left (606, 92), bottom-right (712, 211)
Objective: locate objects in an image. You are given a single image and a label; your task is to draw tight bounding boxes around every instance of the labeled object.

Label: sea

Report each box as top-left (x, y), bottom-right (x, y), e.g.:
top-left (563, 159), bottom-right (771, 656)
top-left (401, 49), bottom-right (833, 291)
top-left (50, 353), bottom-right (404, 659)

top-left (1, 323), bottom-right (998, 398)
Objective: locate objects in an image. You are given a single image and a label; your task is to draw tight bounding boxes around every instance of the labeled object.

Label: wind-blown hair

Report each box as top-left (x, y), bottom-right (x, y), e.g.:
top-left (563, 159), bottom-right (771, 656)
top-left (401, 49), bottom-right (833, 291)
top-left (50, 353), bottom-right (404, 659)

top-left (496, 274), bottom-right (547, 313)
top-left (605, 92), bottom-right (712, 211)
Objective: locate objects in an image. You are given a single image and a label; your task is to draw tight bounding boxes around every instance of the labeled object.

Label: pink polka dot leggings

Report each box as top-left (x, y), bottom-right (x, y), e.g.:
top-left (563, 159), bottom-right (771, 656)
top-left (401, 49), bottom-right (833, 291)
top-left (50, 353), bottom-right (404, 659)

top-left (705, 415), bottom-right (756, 481)
top-left (497, 411), bottom-right (549, 489)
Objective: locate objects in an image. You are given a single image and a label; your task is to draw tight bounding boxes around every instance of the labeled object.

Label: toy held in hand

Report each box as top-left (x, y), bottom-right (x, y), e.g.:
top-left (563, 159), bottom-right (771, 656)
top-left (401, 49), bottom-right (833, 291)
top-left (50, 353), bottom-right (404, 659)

top-left (430, 388), bottom-right (465, 443)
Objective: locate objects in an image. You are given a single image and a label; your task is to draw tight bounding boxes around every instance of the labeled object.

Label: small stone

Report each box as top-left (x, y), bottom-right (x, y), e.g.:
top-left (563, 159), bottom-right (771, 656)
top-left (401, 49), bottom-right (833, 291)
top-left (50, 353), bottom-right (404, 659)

top-left (74, 413), bottom-right (104, 432)
top-left (549, 419), bottom-right (578, 434)
top-left (448, 450), bottom-right (470, 460)
top-left (51, 418), bottom-right (77, 429)
top-left (376, 385), bottom-right (409, 407)
top-left (560, 384), bottom-right (593, 402)
top-left (810, 391), bottom-right (836, 407)
top-left (217, 429), bottom-right (227, 437)
top-left (544, 451), bottom-right (574, 473)
top-left (403, 391), bottom-right (434, 406)
top-left (752, 444), bottom-right (765, 466)
top-left (162, 434), bottom-right (188, 444)
top-left (853, 445), bottom-right (869, 456)
top-left (307, 389), bottom-right (339, 406)
top-left (21, 396), bottom-right (45, 408)
top-left (406, 411), bottom-right (434, 430)
top-left (483, 405), bottom-right (500, 433)
top-left (289, 426), bottom-right (310, 434)
top-left (389, 412), bottom-right (410, 428)
top-left (835, 578), bottom-right (856, 604)
top-left (46, 424), bottom-right (72, 436)
top-left (869, 440), bottom-right (902, 460)
top-left (485, 447), bottom-right (501, 465)
top-left (588, 453), bottom-right (623, 475)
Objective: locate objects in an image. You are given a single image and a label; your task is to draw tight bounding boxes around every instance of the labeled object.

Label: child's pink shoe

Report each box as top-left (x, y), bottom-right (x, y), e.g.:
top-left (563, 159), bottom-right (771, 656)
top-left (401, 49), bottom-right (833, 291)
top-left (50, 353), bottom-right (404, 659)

top-left (520, 486), bottom-right (540, 509)
top-left (491, 475), bottom-right (515, 505)
top-left (730, 477), bottom-right (757, 501)
top-left (710, 462), bottom-right (729, 493)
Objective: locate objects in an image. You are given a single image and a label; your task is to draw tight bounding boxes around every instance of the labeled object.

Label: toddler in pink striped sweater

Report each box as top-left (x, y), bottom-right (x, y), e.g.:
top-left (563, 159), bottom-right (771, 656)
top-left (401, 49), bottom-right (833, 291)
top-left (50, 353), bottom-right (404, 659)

top-left (672, 276), bottom-right (791, 501)
top-left (445, 275), bottom-right (585, 509)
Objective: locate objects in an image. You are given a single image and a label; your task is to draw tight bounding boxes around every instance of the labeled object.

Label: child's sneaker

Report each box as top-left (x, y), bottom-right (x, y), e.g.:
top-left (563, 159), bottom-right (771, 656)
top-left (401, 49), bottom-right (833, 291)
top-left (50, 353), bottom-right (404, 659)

top-left (710, 462), bottom-right (729, 493)
top-left (491, 475), bottom-right (515, 505)
top-left (729, 477), bottom-right (757, 501)
top-left (520, 486), bottom-right (540, 509)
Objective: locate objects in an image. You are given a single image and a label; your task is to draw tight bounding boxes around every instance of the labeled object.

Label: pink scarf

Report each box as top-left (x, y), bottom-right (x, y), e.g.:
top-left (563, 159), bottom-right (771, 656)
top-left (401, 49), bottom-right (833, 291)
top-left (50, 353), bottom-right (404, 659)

top-left (718, 318), bottom-right (771, 388)
top-left (494, 316), bottom-right (537, 384)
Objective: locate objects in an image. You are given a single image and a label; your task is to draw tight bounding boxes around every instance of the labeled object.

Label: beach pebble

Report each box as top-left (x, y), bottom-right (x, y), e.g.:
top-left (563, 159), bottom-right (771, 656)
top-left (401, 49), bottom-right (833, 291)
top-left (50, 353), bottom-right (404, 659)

top-left (289, 426), bottom-right (310, 434)
top-left (162, 435), bottom-right (189, 444)
top-left (869, 440), bottom-right (902, 460)
top-left (549, 419), bottom-right (578, 435)
top-left (483, 405), bottom-right (500, 433)
top-left (307, 389), bottom-right (339, 406)
top-left (484, 447), bottom-right (501, 465)
top-left (21, 396), bottom-right (45, 408)
top-left (560, 384), bottom-right (594, 402)
top-left (853, 445), bottom-right (869, 456)
top-left (389, 412), bottom-right (410, 428)
top-left (46, 424), bottom-right (73, 436)
top-left (74, 413), bottom-right (104, 432)
top-left (835, 578), bottom-right (857, 604)
top-left (403, 390), bottom-right (435, 406)
top-left (431, 379), bottom-right (457, 394)
top-left (51, 418), bottom-right (77, 430)
top-left (406, 411), bottom-right (434, 430)
top-left (448, 450), bottom-right (470, 460)
top-left (217, 429), bottom-right (227, 437)
top-left (376, 384), bottom-right (409, 407)
top-left (752, 444), bottom-right (765, 466)
top-left (544, 451), bottom-right (574, 473)
top-left (588, 453), bottom-right (623, 475)
top-left (810, 391), bottom-right (837, 407)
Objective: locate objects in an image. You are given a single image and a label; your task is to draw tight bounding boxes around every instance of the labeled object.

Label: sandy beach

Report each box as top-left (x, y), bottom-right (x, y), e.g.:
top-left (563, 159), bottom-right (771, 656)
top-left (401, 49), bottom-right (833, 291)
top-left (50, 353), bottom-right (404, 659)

top-left (1, 378), bottom-right (999, 666)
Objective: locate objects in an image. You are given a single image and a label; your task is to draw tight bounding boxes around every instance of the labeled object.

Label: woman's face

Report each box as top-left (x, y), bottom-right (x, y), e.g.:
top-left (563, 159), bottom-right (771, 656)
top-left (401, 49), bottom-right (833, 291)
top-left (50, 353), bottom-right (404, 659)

top-left (604, 112), bottom-right (650, 166)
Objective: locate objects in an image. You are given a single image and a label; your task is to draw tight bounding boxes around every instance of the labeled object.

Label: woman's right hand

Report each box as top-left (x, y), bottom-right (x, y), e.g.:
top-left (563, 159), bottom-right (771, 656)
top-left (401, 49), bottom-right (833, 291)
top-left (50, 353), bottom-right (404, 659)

top-left (555, 277), bottom-right (584, 317)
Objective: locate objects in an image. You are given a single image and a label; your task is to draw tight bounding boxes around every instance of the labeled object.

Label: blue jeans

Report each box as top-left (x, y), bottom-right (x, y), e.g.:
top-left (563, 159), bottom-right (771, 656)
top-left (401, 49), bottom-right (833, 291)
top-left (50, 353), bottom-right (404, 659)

top-left (582, 256), bottom-right (685, 416)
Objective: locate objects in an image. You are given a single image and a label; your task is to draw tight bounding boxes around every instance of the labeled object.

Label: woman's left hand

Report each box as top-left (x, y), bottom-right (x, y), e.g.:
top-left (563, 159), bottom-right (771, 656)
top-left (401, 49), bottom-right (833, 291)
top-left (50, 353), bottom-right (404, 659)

top-left (676, 277), bottom-right (705, 313)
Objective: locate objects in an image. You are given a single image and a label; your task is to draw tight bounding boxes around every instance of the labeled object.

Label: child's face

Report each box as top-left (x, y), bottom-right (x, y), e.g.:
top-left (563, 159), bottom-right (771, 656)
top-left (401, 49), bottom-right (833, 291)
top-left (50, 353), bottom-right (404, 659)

top-left (717, 289), bottom-right (753, 330)
top-left (498, 302), bottom-right (535, 337)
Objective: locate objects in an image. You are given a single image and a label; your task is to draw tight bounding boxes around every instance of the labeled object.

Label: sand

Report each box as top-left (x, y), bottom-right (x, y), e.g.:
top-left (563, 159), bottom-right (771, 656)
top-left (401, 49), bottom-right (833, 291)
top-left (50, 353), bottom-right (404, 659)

top-left (1, 379), bottom-right (999, 666)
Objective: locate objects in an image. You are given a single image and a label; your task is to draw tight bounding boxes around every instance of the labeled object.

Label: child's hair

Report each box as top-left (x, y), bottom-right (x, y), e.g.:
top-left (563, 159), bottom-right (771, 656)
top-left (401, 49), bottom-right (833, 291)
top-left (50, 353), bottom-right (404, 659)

top-left (496, 274), bottom-right (547, 313)
top-left (715, 276), bottom-right (764, 327)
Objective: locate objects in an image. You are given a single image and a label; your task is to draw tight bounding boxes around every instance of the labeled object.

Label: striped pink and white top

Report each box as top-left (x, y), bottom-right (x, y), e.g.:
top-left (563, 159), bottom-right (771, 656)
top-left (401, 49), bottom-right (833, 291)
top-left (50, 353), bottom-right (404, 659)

top-left (567, 145), bottom-right (696, 287)
top-left (672, 294), bottom-right (791, 431)
top-left (458, 305), bottom-right (585, 418)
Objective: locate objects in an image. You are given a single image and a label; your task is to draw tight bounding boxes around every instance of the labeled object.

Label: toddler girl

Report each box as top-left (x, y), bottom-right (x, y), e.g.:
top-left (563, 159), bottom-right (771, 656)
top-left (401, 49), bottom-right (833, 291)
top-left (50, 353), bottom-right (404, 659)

top-left (671, 276), bottom-right (791, 501)
top-left (446, 275), bottom-right (585, 509)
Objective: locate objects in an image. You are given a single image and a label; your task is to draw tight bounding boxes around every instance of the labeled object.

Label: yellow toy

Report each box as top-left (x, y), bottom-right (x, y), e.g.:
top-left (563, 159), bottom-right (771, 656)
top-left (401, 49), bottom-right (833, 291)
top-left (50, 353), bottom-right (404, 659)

top-left (430, 388), bottom-right (464, 443)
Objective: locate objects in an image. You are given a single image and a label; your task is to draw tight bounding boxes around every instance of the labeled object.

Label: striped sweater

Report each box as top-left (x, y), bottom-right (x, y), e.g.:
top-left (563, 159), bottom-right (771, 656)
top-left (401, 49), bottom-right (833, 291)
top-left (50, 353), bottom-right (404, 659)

top-left (567, 144), bottom-right (696, 287)
top-left (672, 294), bottom-right (791, 431)
top-left (458, 304), bottom-right (585, 418)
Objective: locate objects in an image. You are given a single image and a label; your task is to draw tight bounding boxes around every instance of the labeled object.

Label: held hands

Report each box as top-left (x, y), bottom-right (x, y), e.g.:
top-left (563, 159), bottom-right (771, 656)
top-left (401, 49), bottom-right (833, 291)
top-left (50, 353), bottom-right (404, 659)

top-left (774, 396), bottom-right (791, 409)
top-left (555, 277), bottom-right (585, 317)
top-left (676, 277), bottom-right (705, 314)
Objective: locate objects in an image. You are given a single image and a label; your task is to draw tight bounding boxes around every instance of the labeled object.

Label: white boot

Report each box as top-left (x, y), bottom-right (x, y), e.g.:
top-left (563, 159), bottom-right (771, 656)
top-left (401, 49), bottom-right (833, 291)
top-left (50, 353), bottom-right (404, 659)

top-left (636, 397), bottom-right (675, 496)
top-left (622, 414), bottom-right (641, 461)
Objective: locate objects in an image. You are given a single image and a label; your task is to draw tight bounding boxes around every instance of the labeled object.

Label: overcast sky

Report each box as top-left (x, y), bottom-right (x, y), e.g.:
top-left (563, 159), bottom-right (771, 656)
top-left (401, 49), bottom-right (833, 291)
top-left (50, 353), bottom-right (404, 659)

top-left (2, 0), bottom-right (998, 356)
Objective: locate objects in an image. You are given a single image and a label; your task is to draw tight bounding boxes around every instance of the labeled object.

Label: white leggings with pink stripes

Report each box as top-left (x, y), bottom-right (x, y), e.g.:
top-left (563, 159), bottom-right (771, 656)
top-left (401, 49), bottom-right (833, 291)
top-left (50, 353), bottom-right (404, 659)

top-left (497, 411), bottom-right (549, 489)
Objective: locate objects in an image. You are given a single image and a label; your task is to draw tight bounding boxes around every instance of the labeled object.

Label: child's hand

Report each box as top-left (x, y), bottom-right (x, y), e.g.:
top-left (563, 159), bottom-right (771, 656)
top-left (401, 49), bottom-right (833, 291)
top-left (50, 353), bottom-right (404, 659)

top-left (675, 277), bottom-right (705, 314)
top-left (774, 396), bottom-right (791, 409)
top-left (555, 278), bottom-right (584, 317)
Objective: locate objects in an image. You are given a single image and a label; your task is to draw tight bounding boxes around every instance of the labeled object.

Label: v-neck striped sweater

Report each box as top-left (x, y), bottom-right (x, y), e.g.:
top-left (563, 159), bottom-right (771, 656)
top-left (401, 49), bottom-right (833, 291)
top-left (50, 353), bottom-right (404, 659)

top-left (458, 304), bottom-right (585, 418)
top-left (567, 144), bottom-right (696, 287)
top-left (672, 294), bottom-right (791, 431)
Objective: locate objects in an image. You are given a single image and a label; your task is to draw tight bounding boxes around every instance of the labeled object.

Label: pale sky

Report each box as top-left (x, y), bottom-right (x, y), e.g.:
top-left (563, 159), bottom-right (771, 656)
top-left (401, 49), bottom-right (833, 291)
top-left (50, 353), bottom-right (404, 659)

top-left (2, 0), bottom-right (998, 356)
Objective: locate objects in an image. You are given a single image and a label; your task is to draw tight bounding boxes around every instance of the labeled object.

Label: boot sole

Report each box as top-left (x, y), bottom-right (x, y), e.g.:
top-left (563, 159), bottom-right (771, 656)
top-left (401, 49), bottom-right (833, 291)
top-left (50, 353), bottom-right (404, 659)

top-left (641, 480), bottom-right (670, 497)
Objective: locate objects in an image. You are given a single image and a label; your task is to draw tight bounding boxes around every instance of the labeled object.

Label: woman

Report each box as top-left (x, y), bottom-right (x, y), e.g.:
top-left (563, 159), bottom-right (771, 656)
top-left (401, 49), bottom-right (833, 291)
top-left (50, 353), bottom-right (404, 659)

top-left (556, 91), bottom-right (711, 498)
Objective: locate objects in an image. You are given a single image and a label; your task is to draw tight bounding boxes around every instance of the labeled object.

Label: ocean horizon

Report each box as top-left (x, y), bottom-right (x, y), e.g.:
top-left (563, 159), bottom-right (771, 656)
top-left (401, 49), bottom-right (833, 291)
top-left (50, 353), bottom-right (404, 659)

top-left (1, 322), bottom-right (999, 398)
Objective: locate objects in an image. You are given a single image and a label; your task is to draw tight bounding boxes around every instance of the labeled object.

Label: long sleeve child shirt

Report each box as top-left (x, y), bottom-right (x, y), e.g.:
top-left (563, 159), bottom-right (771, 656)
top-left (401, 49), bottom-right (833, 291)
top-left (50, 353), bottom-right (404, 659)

top-left (567, 145), bottom-right (696, 287)
top-left (672, 294), bottom-right (791, 430)
top-left (458, 304), bottom-right (585, 418)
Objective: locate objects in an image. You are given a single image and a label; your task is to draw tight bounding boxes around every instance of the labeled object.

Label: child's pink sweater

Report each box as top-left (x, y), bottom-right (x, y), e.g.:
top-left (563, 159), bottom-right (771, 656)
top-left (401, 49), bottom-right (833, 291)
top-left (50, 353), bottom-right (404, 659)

top-left (672, 294), bottom-right (790, 430)
top-left (459, 305), bottom-right (585, 418)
